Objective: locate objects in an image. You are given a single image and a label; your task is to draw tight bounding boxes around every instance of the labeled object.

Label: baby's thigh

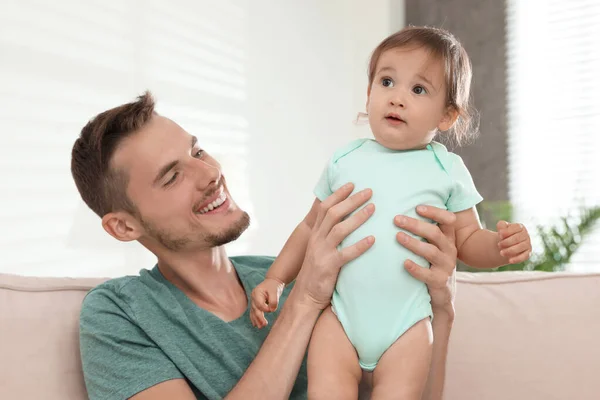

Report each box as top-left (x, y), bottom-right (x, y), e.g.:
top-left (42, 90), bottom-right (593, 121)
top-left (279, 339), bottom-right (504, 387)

top-left (371, 318), bottom-right (433, 400)
top-left (308, 306), bottom-right (362, 400)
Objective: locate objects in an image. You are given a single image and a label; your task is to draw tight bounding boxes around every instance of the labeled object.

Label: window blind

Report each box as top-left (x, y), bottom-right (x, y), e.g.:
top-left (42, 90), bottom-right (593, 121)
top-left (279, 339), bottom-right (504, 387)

top-left (0, 0), bottom-right (253, 277)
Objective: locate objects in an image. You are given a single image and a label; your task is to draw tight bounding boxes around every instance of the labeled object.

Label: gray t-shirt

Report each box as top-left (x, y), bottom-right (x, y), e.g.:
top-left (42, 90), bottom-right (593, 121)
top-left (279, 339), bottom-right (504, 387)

top-left (79, 255), bottom-right (308, 400)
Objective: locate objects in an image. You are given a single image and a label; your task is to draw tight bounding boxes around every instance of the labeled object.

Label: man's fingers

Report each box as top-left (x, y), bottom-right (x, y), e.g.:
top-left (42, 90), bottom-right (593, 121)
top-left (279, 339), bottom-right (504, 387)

top-left (320, 189), bottom-right (372, 236)
top-left (397, 231), bottom-right (446, 267)
top-left (394, 215), bottom-right (455, 256)
top-left (339, 236), bottom-right (375, 265)
top-left (403, 259), bottom-right (434, 285)
top-left (415, 205), bottom-right (456, 226)
top-left (327, 203), bottom-right (375, 246)
top-left (314, 183), bottom-right (355, 228)
top-left (439, 220), bottom-right (457, 244)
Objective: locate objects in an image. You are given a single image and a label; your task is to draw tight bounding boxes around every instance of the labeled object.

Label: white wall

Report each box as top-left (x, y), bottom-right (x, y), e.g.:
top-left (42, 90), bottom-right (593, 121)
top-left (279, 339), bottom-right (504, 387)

top-left (244, 0), bottom-right (403, 256)
top-left (0, 0), bottom-right (404, 277)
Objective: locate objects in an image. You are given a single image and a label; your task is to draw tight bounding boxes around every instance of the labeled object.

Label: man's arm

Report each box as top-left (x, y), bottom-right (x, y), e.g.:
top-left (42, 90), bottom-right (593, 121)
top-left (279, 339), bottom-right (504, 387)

top-left (129, 380), bottom-right (196, 400)
top-left (130, 295), bottom-right (320, 400)
top-left (423, 311), bottom-right (454, 400)
top-left (229, 293), bottom-right (321, 398)
top-left (395, 205), bottom-right (458, 400)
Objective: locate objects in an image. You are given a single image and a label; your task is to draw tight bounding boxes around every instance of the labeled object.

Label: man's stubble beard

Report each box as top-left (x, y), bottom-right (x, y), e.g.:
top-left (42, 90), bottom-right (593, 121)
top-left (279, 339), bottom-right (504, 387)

top-left (140, 211), bottom-right (251, 252)
top-left (205, 211), bottom-right (251, 247)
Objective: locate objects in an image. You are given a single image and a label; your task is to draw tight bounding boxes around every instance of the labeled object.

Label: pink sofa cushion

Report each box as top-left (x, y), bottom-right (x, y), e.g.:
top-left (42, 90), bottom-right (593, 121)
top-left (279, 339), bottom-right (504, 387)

top-left (446, 271), bottom-right (600, 400)
top-left (0, 274), bottom-right (107, 400)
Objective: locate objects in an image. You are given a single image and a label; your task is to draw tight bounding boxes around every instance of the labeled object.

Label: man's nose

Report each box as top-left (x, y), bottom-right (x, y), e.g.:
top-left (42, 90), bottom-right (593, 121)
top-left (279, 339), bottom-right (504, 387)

top-left (190, 158), bottom-right (221, 190)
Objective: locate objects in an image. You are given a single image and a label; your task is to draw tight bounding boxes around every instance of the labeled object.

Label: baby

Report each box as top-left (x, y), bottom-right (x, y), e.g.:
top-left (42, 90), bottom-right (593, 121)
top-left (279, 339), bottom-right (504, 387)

top-left (251, 26), bottom-right (532, 399)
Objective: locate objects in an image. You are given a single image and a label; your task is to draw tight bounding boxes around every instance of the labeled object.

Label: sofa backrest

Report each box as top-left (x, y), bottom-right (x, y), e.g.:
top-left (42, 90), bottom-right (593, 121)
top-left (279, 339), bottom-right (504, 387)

top-left (446, 271), bottom-right (600, 400)
top-left (0, 274), bottom-right (108, 400)
top-left (1, 271), bottom-right (600, 399)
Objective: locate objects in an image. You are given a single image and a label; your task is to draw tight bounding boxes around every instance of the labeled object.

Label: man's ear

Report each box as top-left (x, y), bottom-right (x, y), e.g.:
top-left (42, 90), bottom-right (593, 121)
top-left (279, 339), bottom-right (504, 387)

top-left (102, 211), bottom-right (143, 242)
top-left (438, 106), bottom-right (459, 132)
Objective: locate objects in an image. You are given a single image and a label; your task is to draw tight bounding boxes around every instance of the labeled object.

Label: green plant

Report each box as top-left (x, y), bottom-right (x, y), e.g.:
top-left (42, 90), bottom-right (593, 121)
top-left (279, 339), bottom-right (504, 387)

top-left (465, 202), bottom-right (600, 273)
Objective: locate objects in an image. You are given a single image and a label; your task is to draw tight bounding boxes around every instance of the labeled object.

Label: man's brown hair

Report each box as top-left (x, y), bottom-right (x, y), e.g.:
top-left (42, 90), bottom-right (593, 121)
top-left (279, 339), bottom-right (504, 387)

top-left (71, 91), bottom-right (155, 217)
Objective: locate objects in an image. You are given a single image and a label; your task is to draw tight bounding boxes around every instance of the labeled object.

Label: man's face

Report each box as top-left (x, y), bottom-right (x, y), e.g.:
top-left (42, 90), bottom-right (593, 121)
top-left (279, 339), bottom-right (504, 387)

top-left (111, 114), bottom-right (250, 252)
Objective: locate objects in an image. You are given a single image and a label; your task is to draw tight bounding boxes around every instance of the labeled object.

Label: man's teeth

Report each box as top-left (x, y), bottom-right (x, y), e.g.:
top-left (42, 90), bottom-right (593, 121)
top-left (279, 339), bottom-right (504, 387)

top-left (198, 192), bottom-right (227, 214)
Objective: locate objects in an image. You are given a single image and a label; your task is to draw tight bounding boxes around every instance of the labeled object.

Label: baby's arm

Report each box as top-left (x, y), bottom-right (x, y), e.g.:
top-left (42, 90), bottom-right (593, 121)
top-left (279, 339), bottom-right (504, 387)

top-left (250, 198), bottom-right (321, 328)
top-left (454, 207), bottom-right (531, 269)
top-left (265, 198), bottom-right (320, 284)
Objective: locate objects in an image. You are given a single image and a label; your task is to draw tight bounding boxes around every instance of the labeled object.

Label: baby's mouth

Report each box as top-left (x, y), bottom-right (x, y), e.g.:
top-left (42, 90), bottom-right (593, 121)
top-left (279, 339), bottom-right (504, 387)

top-left (385, 113), bottom-right (406, 124)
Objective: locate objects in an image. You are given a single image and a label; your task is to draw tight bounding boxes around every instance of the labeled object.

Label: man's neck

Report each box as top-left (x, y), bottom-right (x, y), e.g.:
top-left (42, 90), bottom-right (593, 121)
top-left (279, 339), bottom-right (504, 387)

top-left (156, 246), bottom-right (248, 321)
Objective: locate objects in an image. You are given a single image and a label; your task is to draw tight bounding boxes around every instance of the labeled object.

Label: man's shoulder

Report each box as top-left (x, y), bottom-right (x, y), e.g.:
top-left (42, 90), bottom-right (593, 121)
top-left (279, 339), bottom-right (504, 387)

top-left (230, 255), bottom-right (275, 273)
top-left (80, 272), bottom-right (153, 319)
top-left (230, 255), bottom-right (276, 287)
top-left (91, 274), bottom-right (139, 293)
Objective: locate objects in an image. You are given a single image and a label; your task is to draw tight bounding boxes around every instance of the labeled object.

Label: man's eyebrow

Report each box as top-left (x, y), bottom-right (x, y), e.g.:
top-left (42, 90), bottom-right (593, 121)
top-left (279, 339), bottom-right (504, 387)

top-left (153, 136), bottom-right (198, 186)
top-left (153, 160), bottom-right (179, 186)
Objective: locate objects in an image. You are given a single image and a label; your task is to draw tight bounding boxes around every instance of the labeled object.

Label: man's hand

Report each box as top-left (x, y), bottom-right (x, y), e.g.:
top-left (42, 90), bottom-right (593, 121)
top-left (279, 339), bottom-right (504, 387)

top-left (497, 221), bottom-right (532, 264)
top-left (292, 183), bottom-right (375, 310)
top-left (250, 278), bottom-right (285, 328)
top-left (394, 205), bottom-right (458, 318)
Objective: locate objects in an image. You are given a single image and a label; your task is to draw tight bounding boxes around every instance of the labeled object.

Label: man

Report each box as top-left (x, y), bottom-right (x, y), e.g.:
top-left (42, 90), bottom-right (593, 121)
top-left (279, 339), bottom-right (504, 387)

top-left (72, 92), bottom-right (458, 400)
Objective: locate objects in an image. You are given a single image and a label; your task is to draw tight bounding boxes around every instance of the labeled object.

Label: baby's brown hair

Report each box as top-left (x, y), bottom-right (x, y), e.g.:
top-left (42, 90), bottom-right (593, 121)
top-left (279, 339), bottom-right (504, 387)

top-left (368, 26), bottom-right (478, 145)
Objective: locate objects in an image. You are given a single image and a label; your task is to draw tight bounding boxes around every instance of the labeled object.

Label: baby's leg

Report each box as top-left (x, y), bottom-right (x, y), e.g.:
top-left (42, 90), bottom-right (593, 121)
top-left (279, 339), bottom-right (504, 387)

top-left (371, 318), bottom-right (433, 400)
top-left (307, 306), bottom-right (362, 400)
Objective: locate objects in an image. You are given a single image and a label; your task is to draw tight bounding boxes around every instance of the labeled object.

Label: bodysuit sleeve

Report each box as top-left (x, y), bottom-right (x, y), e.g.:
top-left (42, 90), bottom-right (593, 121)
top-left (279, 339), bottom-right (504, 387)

top-left (446, 153), bottom-right (484, 212)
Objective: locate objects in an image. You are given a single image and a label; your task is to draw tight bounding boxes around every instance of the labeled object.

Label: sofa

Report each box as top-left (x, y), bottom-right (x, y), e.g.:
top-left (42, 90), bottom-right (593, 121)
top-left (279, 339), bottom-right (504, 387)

top-left (1, 270), bottom-right (599, 399)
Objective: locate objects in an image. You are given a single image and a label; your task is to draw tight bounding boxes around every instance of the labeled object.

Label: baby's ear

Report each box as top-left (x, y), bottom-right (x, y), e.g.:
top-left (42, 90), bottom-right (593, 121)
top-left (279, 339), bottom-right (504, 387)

top-left (438, 106), bottom-right (459, 132)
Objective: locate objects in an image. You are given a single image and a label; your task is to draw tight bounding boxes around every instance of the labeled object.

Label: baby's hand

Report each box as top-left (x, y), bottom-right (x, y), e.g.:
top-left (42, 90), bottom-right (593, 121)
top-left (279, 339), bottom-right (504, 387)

top-left (497, 221), bottom-right (532, 264)
top-left (250, 278), bottom-right (285, 329)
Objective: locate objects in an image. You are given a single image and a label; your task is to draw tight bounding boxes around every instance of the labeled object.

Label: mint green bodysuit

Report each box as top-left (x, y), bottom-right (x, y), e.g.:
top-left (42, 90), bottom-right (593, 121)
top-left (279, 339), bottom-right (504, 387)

top-left (314, 139), bottom-right (482, 371)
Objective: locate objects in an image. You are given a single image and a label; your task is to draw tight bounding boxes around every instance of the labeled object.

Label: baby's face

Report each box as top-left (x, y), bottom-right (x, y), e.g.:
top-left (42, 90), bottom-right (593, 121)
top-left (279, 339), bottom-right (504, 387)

top-left (367, 46), bottom-right (453, 150)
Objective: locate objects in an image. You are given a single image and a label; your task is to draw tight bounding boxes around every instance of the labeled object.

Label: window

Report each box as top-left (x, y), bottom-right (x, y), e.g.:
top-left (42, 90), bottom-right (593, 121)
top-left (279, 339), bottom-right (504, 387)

top-left (506, 0), bottom-right (600, 270)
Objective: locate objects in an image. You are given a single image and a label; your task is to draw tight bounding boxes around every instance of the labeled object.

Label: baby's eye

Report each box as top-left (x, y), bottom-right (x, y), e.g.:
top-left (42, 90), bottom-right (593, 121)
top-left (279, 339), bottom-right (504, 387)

top-left (413, 85), bottom-right (427, 95)
top-left (381, 77), bottom-right (394, 87)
